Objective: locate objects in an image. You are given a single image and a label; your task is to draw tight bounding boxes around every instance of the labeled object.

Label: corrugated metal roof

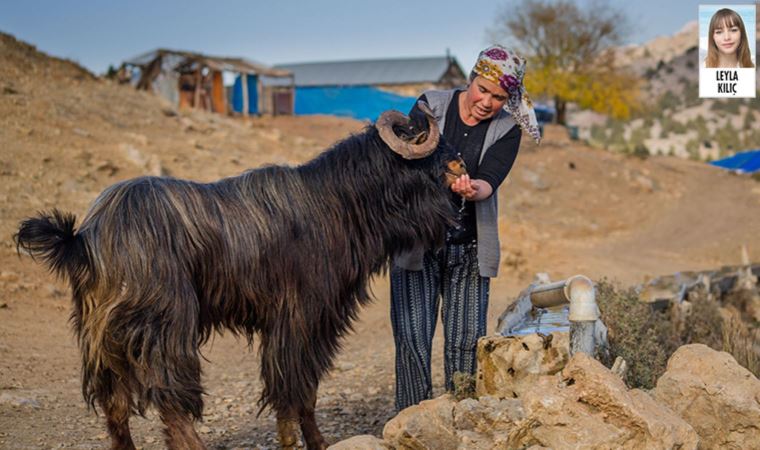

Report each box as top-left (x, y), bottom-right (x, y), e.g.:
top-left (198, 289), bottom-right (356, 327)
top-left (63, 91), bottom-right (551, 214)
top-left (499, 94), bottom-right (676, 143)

top-left (274, 56), bottom-right (464, 87)
top-left (124, 49), bottom-right (292, 77)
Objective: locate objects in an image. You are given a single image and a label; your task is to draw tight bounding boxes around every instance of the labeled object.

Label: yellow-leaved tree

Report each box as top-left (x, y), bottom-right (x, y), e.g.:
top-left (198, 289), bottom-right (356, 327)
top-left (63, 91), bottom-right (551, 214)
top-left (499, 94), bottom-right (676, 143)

top-left (489, 0), bottom-right (641, 124)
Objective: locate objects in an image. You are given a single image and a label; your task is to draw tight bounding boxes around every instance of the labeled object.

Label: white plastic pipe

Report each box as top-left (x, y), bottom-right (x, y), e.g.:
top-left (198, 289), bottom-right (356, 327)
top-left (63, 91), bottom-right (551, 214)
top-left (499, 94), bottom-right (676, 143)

top-left (529, 275), bottom-right (599, 356)
top-left (529, 275), bottom-right (598, 321)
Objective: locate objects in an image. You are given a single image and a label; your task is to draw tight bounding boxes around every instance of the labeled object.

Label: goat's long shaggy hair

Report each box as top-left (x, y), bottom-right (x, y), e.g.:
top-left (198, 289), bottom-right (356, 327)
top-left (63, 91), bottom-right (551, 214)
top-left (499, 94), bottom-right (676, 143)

top-left (16, 125), bottom-right (457, 420)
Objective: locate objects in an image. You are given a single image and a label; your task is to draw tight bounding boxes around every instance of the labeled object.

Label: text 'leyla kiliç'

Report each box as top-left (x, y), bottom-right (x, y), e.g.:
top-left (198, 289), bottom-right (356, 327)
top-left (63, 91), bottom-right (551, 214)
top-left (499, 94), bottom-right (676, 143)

top-left (716, 70), bottom-right (739, 95)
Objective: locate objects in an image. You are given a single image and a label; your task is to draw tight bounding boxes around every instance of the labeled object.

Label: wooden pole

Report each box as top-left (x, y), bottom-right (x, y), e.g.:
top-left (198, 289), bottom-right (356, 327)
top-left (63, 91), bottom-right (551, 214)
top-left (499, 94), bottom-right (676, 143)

top-left (193, 68), bottom-right (201, 109)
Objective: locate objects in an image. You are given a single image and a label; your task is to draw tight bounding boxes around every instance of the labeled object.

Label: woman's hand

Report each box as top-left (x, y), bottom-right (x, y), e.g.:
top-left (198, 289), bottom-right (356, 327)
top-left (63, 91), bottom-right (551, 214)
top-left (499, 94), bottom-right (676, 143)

top-left (451, 175), bottom-right (493, 201)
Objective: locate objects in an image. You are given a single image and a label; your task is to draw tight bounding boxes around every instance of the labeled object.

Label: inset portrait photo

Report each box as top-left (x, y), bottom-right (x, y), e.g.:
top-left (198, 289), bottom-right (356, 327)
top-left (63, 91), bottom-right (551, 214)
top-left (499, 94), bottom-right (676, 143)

top-left (699, 4), bottom-right (756, 98)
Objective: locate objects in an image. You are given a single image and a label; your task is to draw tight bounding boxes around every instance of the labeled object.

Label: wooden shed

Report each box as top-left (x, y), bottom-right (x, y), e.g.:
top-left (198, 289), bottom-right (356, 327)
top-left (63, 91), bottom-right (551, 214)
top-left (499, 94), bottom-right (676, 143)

top-left (121, 49), bottom-right (295, 116)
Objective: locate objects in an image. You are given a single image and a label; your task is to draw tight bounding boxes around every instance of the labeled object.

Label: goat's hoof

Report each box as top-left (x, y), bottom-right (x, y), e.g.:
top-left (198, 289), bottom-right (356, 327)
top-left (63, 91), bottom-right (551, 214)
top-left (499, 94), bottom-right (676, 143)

top-left (276, 418), bottom-right (301, 449)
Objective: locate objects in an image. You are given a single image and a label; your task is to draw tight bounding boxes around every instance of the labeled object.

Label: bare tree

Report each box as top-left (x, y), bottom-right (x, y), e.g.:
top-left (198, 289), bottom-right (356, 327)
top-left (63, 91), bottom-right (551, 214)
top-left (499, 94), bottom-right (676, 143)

top-left (489, 0), bottom-right (638, 124)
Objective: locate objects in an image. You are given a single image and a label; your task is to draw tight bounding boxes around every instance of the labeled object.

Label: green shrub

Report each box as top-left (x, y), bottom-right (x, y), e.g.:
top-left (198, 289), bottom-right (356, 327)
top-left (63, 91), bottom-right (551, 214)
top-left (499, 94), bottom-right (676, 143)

top-left (631, 144), bottom-right (650, 160)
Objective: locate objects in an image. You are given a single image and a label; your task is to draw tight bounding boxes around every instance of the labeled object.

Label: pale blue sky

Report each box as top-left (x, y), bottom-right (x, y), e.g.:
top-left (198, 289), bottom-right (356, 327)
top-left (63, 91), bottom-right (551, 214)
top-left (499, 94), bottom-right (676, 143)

top-left (0, 0), bottom-right (752, 75)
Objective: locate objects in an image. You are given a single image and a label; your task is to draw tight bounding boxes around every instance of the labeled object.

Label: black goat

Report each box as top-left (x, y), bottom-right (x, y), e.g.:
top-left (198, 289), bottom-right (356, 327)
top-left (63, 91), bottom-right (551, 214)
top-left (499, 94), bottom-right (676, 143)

top-left (15, 105), bottom-right (465, 449)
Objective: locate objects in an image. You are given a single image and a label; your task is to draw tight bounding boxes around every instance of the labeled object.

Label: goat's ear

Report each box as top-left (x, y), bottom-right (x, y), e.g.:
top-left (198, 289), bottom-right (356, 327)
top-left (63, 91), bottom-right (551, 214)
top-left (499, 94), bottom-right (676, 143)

top-left (416, 100), bottom-right (435, 119)
top-left (410, 100), bottom-right (434, 133)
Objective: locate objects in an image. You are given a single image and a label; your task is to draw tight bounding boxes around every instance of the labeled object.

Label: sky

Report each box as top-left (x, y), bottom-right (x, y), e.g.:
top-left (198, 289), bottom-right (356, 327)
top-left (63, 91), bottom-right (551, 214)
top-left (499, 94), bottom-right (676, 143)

top-left (1, 0), bottom-right (755, 75)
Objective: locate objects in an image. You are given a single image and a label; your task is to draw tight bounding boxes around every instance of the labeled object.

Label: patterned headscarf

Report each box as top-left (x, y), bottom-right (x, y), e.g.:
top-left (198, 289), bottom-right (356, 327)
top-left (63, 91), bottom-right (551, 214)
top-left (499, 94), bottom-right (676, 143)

top-left (472, 45), bottom-right (541, 144)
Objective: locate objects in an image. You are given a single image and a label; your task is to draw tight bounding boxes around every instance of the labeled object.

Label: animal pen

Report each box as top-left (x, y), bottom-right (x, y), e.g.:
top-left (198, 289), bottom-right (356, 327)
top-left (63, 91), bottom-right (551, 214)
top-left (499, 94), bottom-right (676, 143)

top-left (120, 49), bottom-right (295, 116)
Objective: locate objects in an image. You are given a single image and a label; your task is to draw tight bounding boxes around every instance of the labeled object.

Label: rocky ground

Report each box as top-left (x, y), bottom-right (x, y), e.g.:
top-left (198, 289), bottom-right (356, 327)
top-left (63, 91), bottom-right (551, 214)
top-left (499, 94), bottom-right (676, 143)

top-left (2, 31), bottom-right (760, 448)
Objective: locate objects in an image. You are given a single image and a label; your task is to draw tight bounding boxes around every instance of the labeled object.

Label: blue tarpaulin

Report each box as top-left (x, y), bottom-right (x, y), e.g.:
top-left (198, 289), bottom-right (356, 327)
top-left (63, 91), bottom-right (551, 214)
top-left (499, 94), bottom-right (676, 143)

top-left (232, 75), bottom-right (259, 115)
top-left (293, 86), bottom-right (416, 121)
top-left (710, 149), bottom-right (760, 173)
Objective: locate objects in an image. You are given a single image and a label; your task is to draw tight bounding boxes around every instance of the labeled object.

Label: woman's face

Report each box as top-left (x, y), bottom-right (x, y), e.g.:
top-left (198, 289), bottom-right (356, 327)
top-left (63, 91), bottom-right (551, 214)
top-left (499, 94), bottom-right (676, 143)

top-left (713, 20), bottom-right (741, 55)
top-left (464, 76), bottom-right (508, 121)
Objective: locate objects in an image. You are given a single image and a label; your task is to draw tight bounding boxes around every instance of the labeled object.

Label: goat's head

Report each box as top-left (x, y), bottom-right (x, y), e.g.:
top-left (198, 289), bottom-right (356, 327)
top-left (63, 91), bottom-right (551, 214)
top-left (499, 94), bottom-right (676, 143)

top-left (376, 102), bottom-right (466, 187)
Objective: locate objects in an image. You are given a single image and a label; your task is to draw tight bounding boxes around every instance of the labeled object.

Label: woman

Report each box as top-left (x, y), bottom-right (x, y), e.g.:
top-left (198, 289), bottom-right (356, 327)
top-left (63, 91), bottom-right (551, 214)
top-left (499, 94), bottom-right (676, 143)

top-left (391, 45), bottom-right (541, 411)
top-left (705, 8), bottom-right (755, 68)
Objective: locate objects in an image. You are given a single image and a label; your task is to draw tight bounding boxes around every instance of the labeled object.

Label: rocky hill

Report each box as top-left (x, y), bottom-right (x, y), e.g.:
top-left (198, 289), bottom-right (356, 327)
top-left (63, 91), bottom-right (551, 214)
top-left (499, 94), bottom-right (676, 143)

top-left (571, 21), bottom-right (760, 161)
top-left (615, 21), bottom-right (699, 75)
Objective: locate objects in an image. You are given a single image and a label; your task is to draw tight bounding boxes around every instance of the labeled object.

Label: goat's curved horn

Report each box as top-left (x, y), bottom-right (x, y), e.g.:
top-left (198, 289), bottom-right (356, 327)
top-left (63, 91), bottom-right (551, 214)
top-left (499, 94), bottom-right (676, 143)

top-left (376, 103), bottom-right (439, 160)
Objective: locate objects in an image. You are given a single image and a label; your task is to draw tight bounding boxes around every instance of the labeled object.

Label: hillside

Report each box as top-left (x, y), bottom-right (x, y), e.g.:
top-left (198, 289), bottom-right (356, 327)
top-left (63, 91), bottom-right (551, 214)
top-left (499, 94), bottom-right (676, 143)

top-left (615, 21), bottom-right (699, 74)
top-left (2, 31), bottom-right (760, 448)
top-left (571, 21), bottom-right (759, 161)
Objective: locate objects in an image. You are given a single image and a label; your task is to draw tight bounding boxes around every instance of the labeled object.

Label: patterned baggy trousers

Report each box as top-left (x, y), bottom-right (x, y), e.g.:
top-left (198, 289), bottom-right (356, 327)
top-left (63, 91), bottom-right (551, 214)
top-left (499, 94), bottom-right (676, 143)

top-left (390, 242), bottom-right (490, 411)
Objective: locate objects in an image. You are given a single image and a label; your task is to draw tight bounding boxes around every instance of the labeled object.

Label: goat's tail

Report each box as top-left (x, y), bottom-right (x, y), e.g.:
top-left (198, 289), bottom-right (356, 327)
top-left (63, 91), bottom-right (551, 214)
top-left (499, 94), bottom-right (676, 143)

top-left (15, 209), bottom-right (91, 284)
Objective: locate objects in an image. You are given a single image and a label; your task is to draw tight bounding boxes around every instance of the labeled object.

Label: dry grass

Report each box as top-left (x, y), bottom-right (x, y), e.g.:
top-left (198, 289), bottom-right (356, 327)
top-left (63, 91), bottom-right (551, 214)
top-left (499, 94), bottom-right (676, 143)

top-left (722, 311), bottom-right (760, 378)
top-left (452, 372), bottom-right (477, 401)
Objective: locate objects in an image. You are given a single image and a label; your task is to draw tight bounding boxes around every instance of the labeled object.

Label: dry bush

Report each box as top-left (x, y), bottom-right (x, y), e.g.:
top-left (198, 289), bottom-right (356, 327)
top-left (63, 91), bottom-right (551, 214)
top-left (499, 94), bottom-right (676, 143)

top-left (598, 280), bottom-right (759, 388)
top-left (596, 280), bottom-right (678, 389)
top-left (681, 287), bottom-right (723, 351)
top-left (722, 288), bottom-right (760, 326)
top-left (722, 311), bottom-right (760, 378)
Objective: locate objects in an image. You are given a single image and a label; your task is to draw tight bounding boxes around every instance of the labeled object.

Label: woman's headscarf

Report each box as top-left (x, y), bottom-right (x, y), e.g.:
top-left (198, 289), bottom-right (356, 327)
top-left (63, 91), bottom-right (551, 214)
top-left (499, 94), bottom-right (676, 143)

top-left (472, 45), bottom-right (541, 144)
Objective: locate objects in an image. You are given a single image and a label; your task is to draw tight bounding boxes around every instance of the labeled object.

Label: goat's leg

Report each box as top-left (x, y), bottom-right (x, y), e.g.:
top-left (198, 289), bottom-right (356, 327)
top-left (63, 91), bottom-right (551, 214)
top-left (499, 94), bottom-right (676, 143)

top-left (139, 283), bottom-right (206, 449)
top-left (96, 372), bottom-right (136, 450)
top-left (276, 407), bottom-right (302, 450)
top-left (152, 355), bottom-right (206, 449)
top-left (159, 407), bottom-right (207, 450)
top-left (300, 388), bottom-right (328, 450)
top-left (261, 312), bottom-right (336, 450)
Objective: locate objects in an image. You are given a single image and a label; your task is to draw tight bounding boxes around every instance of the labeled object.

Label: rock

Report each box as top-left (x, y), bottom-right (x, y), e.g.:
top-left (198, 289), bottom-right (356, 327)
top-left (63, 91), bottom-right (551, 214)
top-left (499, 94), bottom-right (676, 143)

top-left (453, 396), bottom-right (524, 431)
top-left (124, 132), bottom-right (149, 146)
top-left (634, 174), bottom-right (658, 192)
top-left (198, 425), bottom-right (212, 434)
top-left (451, 396), bottom-right (523, 448)
top-left (119, 143), bottom-right (163, 176)
top-left (327, 434), bottom-right (391, 449)
top-left (511, 353), bottom-right (698, 449)
top-left (337, 362), bottom-right (356, 372)
top-left (476, 333), bottom-right (569, 399)
top-left (383, 395), bottom-right (458, 450)
top-left (0, 393), bottom-right (41, 409)
top-left (654, 344), bottom-right (760, 449)
top-left (0, 271), bottom-right (19, 283)
top-left (521, 169), bottom-right (550, 190)
top-left (72, 127), bottom-right (91, 138)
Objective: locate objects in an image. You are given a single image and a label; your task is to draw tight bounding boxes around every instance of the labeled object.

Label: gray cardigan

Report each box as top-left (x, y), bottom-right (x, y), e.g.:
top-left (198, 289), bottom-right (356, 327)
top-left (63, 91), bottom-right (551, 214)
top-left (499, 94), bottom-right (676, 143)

top-left (394, 89), bottom-right (517, 278)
